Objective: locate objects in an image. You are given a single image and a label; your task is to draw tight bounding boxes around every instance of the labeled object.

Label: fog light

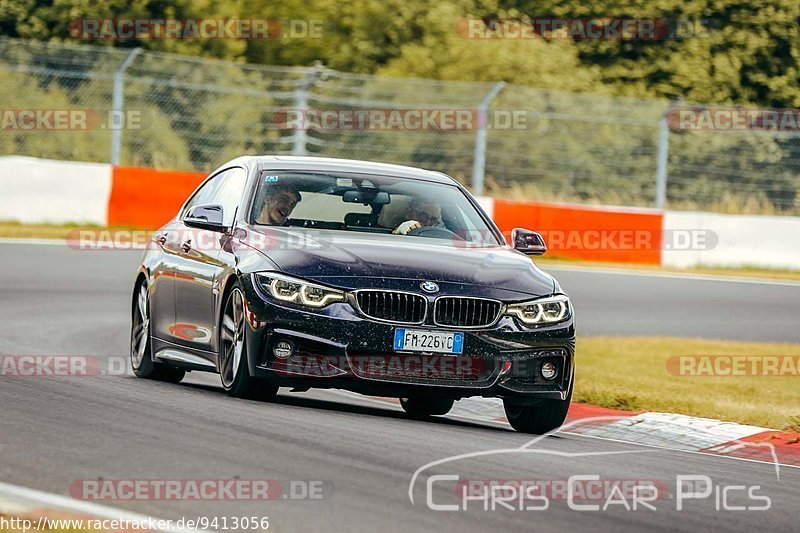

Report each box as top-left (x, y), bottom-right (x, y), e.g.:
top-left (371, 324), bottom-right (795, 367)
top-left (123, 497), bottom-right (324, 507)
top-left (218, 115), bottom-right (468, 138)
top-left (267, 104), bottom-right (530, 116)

top-left (541, 361), bottom-right (558, 380)
top-left (273, 340), bottom-right (294, 359)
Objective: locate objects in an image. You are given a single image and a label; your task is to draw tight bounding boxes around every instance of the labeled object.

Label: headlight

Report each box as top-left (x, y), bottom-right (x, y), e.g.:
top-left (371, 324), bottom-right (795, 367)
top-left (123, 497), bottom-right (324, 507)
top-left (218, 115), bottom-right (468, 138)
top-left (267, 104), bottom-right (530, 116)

top-left (255, 273), bottom-right (345, 308)
top-left (506, 295), bottom-right (571, 325)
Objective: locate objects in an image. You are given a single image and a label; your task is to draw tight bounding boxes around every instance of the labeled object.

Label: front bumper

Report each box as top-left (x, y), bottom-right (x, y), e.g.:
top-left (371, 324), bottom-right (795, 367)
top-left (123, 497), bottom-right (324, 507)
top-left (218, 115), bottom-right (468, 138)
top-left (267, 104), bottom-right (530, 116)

top-left (241, 276), bottom-right (575, 401)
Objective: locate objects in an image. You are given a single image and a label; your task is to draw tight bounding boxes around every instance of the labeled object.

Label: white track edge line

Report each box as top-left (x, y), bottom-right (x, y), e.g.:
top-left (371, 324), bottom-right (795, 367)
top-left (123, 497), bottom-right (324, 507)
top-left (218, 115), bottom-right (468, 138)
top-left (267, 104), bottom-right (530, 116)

top-left (0, 481), bottom-right (208, 533)
top-left (0, 238), bottom-right (67, 246)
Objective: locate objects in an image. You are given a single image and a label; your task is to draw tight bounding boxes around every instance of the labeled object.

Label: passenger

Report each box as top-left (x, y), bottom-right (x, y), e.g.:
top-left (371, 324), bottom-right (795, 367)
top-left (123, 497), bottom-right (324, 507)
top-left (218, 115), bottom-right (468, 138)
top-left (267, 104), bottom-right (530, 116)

top-left (392, 198), bottom-right (443, 235)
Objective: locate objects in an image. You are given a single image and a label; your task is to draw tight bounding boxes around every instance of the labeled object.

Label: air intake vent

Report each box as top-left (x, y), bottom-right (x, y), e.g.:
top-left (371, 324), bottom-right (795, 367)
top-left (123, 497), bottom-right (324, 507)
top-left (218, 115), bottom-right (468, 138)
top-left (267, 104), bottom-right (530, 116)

top-left (355, 291), bottom-right (427, 324)
top-left (434, 297), bottom-right (502, 328)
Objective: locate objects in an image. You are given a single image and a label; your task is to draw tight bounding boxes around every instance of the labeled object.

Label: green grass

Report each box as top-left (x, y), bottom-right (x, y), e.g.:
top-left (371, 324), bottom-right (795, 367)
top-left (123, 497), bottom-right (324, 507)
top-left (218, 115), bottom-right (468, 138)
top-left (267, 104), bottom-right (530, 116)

top-left (576, 337), bottom-right (800, 429)
top-left (784, 415), bottom-right (800, 433)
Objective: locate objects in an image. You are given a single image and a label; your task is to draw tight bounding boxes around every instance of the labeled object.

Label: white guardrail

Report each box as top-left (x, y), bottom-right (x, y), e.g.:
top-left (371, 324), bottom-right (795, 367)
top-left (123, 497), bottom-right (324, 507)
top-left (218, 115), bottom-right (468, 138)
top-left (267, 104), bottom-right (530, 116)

top-left (662, 211), bottom-right (800, 270)
top-left (1, 156), bottom-right (799, 270)
top-left (0, 156), bottom-right (112, 226)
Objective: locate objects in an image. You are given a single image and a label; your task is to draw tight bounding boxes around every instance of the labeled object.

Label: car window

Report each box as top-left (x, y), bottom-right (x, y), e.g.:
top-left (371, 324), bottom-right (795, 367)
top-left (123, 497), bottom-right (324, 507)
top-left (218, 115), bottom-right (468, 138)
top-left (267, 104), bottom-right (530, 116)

top-left (250, 171), bottom-right (501, 246)
top-left (290, 192), bottom-right (371, 221)
top-left (182, 168), bottom-right (246, 226)
top-left (215, 168), bottom-right (247, 226)
top-left (182, 169), bottom-right (231, 219)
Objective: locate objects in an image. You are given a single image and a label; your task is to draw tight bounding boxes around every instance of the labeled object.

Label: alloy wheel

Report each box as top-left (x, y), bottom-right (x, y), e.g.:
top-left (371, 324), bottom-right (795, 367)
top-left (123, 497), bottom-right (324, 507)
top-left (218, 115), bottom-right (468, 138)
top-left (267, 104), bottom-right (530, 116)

top-left (131, 284), bottom-right (150, 369)
top-left (220, 288), bottom-right (245, 388)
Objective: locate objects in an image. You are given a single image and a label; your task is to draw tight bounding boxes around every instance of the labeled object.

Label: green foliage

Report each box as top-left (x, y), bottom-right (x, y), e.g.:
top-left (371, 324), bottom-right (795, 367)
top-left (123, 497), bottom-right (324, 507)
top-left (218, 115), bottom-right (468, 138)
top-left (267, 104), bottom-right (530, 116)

top-left (1, 1), bottom-right (799, 212)
top-left (523, 0), bottom-right (800, 108)
top-left (0, 68), bottom-right (192, 167)
top-left (377, 3), bottom-right (603, 92)
top-left (4, 0), bottom-right (799, 108)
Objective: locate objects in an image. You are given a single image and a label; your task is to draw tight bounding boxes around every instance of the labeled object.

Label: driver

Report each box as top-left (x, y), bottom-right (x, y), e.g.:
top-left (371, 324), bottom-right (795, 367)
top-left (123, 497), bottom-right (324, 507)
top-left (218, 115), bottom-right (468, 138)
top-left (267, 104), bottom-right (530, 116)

top-left (255, 182), bottom-right (301, 226)
top-left (392, 199), bottom-right (444, 235)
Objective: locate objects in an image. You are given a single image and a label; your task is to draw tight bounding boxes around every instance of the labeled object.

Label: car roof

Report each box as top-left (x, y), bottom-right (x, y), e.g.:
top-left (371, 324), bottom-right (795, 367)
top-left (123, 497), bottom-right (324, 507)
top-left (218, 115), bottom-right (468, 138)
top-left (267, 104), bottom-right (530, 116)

top-left (226, 155), bottom-right (459, 185)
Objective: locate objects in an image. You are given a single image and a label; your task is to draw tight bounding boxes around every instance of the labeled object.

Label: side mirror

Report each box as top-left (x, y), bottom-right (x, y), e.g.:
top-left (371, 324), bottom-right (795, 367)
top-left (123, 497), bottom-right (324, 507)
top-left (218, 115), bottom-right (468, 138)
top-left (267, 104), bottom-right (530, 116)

top-left (512, 228), bottom-right (546, 256)
top-left (184, 204), bottom-right (226, 232)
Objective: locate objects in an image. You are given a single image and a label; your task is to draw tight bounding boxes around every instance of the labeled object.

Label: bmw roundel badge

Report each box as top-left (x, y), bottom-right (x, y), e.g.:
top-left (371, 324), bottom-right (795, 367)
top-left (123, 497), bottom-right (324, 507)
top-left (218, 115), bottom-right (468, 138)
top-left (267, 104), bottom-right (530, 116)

top-left (420, 281), bottom-right (440, 293)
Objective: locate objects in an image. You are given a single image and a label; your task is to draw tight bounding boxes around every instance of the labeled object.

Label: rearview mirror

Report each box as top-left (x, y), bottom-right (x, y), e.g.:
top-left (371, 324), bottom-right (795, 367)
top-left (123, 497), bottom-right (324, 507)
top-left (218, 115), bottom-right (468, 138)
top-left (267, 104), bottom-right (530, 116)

top-left (184, 204), bottom-right (226, 232)
top-left (342, 190), bottom-right (391, 205)
top-left (512, 228), bottom-right (546, 256)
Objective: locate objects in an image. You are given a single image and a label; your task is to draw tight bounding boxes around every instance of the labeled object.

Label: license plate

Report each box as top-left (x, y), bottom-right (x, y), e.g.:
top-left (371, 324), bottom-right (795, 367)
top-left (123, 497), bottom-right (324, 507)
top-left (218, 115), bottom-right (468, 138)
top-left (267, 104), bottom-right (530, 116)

top-left (393, 328), bottom-right (464, 355)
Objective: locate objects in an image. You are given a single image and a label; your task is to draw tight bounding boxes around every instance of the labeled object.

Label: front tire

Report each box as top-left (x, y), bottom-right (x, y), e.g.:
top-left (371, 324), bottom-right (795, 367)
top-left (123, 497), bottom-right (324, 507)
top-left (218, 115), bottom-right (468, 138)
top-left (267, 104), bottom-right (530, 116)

top-left (130, 280), bottom-right (185, 383)
top-left (218, 282), bottom-right (278, 401)
top-left (400, 397), bottom-right (454, 418)
top-left (503, 382), bottom-right (572, 434)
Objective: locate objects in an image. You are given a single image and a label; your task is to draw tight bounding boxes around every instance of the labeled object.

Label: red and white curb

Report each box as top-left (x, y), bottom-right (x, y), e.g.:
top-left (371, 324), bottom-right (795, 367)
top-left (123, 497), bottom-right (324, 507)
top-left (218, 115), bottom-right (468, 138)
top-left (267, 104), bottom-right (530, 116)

top-left (357, 394), bottom-right (800, 468)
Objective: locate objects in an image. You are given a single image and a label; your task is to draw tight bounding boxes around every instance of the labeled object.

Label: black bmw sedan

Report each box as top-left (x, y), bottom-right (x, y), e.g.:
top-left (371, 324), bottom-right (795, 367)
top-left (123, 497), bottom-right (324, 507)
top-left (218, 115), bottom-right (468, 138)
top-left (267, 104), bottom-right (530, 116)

top-left (131, 156), bottom-right (575, 434)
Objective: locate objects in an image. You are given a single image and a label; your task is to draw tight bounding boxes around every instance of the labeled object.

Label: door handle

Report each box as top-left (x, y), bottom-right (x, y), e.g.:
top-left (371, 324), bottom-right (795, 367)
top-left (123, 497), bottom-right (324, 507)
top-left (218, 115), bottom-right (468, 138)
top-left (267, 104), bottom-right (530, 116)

top-left (181, 239), bottom-right (192, 253)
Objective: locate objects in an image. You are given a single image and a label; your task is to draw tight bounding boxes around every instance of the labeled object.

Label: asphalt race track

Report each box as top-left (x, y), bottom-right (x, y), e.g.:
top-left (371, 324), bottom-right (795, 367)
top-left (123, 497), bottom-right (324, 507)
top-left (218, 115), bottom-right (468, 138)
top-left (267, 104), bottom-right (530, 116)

top-left (548, 266), bottom-right (800, 343)
top-left (1, 242), bottom-right (798, 532)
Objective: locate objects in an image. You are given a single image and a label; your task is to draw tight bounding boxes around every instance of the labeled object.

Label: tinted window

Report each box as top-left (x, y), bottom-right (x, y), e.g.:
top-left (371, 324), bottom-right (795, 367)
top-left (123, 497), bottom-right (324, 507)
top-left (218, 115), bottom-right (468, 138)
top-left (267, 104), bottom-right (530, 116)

top-left (250, 171), bottom-right (500, 246)
top-left (182, 170), bottom-right (230, 218)
top-left (182, 167), bottom-right (246, 226)
top-left (215, 168), bottom-right (247, 226)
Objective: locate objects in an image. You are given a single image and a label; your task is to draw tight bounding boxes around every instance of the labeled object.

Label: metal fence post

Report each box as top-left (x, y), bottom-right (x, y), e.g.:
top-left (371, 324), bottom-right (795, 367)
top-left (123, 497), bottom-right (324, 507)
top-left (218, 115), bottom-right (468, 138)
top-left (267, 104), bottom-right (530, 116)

top-left (472, 82), bottom-right (505, 194)
top-left (654, 118), bottom-right (669, 209)
top-left (292, 62), bottom-right (323, 156)
top-left (110, 47), bottom-right (141, 166)
top-left (655, 99), bottom-right (679, 209)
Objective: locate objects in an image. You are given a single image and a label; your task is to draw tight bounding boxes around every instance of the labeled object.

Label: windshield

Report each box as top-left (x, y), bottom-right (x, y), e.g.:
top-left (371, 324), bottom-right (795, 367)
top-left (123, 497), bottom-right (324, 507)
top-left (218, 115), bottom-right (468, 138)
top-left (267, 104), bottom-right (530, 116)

top-left (249, 171), bottom-right (501, 246)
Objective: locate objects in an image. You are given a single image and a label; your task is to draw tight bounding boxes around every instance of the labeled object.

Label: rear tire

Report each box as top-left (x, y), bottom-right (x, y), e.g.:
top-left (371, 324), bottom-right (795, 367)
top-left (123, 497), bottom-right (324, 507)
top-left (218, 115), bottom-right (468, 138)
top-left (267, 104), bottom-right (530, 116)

top-left (130, 280), bottom-right (185, 383)
top-left (219, 282), bottom-right (278, 401)
top-left (503, 381), bottom-right (572, 434)
top-left (400, 397), bottom-right (454, 418)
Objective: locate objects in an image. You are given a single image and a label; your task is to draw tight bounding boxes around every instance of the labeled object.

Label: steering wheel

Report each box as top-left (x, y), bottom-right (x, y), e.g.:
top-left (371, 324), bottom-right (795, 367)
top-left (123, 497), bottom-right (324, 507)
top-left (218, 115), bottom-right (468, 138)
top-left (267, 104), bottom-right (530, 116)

top-left (408, 225), bottom-right (459, 239)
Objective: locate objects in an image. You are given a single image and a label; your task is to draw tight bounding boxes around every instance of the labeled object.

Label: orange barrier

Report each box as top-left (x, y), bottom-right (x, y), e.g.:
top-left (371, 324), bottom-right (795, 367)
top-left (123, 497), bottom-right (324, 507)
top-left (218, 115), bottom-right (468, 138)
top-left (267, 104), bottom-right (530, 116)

top-left (107, 166), bottom-right (663, 264)
top-left (493, 199), bottom-right (663, 264)
top-left (107, 167), bottom-right (205, 228)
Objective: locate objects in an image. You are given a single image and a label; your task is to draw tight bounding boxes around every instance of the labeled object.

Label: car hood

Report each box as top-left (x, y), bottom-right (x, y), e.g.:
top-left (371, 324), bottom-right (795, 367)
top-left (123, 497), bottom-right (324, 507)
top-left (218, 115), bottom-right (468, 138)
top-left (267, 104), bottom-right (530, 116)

top-left (244, 227), bottom-right (556, 299)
